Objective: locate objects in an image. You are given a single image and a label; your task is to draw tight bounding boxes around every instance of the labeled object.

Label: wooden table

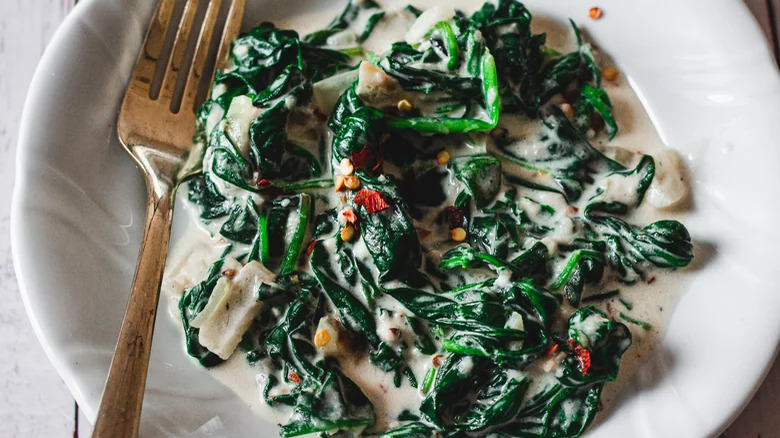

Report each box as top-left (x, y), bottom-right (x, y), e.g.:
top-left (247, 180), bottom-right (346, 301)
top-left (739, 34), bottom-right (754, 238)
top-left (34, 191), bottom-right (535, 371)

top-left (0, 1), bottom-right (777, 437)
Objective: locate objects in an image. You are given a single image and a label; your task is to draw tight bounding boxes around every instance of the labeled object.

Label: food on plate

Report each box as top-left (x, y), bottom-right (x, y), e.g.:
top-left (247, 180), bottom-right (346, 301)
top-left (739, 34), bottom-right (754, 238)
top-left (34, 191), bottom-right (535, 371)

top-left (163, 1), bottom-right (694, 436)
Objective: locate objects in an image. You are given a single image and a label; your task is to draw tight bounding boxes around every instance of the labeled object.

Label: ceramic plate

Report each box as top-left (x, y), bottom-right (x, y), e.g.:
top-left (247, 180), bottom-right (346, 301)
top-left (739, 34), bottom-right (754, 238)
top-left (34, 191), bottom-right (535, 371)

top-left (12, 0), bottom-right (780, 436)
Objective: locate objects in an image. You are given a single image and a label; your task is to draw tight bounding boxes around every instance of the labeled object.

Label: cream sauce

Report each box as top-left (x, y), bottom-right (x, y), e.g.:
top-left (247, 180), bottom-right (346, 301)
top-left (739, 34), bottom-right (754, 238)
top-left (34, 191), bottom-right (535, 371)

top-left (162, 0), bottom-right (694, 432)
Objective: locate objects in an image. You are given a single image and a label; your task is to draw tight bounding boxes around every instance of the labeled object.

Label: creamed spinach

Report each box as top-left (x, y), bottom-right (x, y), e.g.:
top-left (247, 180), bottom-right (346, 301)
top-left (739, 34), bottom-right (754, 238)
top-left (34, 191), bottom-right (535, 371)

top-left (175, 1), bottom-right (693, 437)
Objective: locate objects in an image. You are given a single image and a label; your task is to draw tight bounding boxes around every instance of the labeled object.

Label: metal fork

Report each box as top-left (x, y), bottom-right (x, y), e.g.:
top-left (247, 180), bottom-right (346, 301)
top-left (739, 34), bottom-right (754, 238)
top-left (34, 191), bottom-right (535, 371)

top-left (92, 0), bottom-right (244, 436)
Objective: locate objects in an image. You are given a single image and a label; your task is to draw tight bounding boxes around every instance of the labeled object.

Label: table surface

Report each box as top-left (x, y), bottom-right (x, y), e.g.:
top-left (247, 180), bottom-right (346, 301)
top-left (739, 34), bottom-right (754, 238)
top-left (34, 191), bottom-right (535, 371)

top-left (1, 1), bottom-right (778, 437)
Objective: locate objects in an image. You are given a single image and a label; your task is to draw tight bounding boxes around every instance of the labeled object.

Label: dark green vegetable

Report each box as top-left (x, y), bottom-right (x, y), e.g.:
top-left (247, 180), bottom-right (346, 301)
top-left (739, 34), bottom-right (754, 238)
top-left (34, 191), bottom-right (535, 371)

top-left (586, 203), bottom-right (694, 269)
top-left (450, 155), bottom-right (502, 208)
top-left (279, 194), bottom-right (311, 276)
top-left (220, 198), bottom-right (259, 244)
top-left (549, 249), bottom-right (604, 306)
top-left (559, 306), bottom-right (632, 387)
top-left (386, 48), bottom-right (500, 133)
top-left (187, 173), bottom-right (231, 219)
top-left (305, 0), bottom-right (385, 44)
top-left (619, 312), bottom-right (653, 330)
top-left (281, 367), bottom-right (375, 437)
top-left (310, 240), bottom-right (401, 372)
top-left (178, 258), bottom-right (228, 367)
top-left (180, 2), bottom-right (693, 437)
top-left (420, 354), bottom-right (485, 426)
top-left (496, 108), bottom-right (623, 202)
top-left (461, 370), bottom-right (529, 431)
top-left (354, 174), bottom-right (422, 281)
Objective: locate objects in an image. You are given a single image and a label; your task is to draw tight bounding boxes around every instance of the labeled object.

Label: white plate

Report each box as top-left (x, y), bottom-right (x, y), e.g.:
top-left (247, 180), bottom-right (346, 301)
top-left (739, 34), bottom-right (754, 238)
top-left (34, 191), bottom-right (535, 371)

top-left (12, 0), bottom-right (780, 436)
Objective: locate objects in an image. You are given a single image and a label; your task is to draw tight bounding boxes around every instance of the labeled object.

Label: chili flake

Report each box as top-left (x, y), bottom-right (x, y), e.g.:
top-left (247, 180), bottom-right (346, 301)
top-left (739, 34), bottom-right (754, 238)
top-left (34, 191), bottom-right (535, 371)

top-left (342, 208), bottom-right (358, 225)
top-left (568, 339), bottom-right (592, 376)
top-left (351, 145), bottom-right (378, 171)
top-left (353, 188), bottom-right (390, 213)
top-left (306, 239), bottom-right (316, 257)
top-left (444, 206), bottom-right (466, 229)
top-left (588, 7), bottom-right (602, 19)
top-left (288, 371), bottom-right (302, 384)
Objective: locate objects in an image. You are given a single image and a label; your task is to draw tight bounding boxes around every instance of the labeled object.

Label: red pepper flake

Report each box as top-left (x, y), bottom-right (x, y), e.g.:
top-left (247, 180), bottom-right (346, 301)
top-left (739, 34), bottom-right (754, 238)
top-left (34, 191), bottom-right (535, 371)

top-left (350, 145), bottom-right (377, 171)
top-left (353, 188), bottom-right (390, 213)
top-left (342, 209), bottom-right (359, 225)
top-left (568, 339), bottom-right (592, 376)
top-left (256, 179), bottom-right (272, 187)
top-left (444, 206), bottom-right (466, 229)
top-left (288, 371), bottom-right (302, 384)
top-left (312, 107), bottom-right (328, 122)
top-left (547, 344), bottom-right (560, 356)
top-left (371, 158), bottom-right (384, 173)
top-left (306, 239), bottom-right (317, 257)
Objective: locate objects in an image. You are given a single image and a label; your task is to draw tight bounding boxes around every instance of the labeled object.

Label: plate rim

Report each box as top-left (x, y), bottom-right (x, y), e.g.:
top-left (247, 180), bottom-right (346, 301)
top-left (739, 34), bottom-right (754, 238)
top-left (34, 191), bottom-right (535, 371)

top-left (11, 0), bottom-right (780, 436)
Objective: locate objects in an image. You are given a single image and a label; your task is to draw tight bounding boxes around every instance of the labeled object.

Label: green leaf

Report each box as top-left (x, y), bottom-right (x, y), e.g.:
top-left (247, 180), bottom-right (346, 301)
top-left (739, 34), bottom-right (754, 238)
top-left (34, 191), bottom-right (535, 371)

top-left (580, 84), bottom-right (618, 140)
top-left (220, 198), bottom-right (259, 244)
top-left (355, 175), bottom-right (422, 282)
top-left (179, 259), bottom-right (227, 367)
top-left (281, 367), bottom-right (375, 437)
top-left (450, 155), bottom-right (502, 208)
top-left (558, 306), bottom-right (632, 387)
top-left (462, 369), bottom-right (530, 431)
top-left (420, 354), bottom-right (485, 426)
top-left (187, 173), bottom-right (231, 219)
top-left (549, 249), bottom-right (604, 306)
top-left (279, 194), bottom-right (311, 276)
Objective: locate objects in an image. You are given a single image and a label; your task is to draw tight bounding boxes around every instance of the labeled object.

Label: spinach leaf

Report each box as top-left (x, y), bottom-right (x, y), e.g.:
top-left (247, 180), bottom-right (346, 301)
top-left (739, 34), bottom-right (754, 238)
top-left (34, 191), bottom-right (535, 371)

top-left (420, 354), bottom-right (486, 426)
top-left (380, 422), bottom-right (436, 438)
top-left (386, 47), bottom-right (500, 133)
top-left (329, 82), bottom-right (363, 132)
top-left (440, 245), bottom-right (545, 281)
top-left (331, 106), bottom-right (385, 169)
top-left (586, 204), bottom-right (694, 269)
top-left (179, 259), bottom-right (227, 367)
top-left (496, 107), bottom-right (622, 202)
top-left (187, 173), bottom-right (231, 219)
top-left (558, 306), bottom-right (632, 387)
top-left (281, 367), bottom-right (375, 437)
top-left (279, 194), bottom-right (311, 276)
top-left (354, 174), bottom-right (422, 281)
top-left (577, 84), bottom-right (618, 140)
top-left (304, 0), bottom-right (385, 44)
top-left (450, 155), bottom-right (502, 208)
top-left (545, 384), bottom-right (603, 438)
top-left (220, 197), bottom-right (259, 244)
top-left (310, 240), bottom-right (400, 371)
top-left (232, 23), bottom-right (304, 89)
top-left (549, 249), bottom-right (605, 306)
top-left (460, 369), bottom-right (530, 431)
top-left (248, 82), bottom-right (310, 177)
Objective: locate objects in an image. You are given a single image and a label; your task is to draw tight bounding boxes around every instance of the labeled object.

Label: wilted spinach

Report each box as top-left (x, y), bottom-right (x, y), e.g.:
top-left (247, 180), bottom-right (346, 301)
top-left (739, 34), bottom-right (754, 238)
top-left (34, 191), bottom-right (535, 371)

top-left (178, 2), bottom-right (693, 437)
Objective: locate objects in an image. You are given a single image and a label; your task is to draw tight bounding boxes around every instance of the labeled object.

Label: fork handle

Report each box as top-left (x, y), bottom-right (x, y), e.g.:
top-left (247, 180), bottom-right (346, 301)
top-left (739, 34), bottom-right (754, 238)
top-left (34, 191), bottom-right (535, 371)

top-left (93, 177), bottom-right (174, 438)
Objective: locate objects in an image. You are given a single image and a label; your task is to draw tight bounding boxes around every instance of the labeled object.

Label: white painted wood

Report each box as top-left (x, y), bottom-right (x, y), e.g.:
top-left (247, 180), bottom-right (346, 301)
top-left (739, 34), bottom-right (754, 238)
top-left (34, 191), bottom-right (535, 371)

top-left (2, 1), bottom-right (779, 437)
top-left (0, 1), bottom-right (77, 437)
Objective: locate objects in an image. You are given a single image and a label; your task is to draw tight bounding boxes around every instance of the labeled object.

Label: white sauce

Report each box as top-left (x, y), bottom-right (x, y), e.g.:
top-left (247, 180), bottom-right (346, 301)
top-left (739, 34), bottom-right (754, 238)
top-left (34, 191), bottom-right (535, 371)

top-left (162, 1), bottom-right (694, 432)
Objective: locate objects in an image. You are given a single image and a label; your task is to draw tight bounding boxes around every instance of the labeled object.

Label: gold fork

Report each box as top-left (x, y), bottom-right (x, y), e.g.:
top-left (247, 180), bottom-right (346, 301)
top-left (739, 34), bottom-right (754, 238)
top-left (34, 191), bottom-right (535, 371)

top-left (92, 0), bottom-right (244, 436)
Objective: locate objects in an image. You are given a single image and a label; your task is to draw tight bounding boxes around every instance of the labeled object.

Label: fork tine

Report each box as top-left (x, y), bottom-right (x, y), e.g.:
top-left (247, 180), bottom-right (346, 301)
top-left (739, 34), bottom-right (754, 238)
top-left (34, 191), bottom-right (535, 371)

top-left (127, 0), bottom-right (177, 96)
top-left (180, 0), bottom-right (223, 113)
top-left (158, 0), bottom-right (201, 104)
top-left (215, 0), bottom-right (246, 74)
